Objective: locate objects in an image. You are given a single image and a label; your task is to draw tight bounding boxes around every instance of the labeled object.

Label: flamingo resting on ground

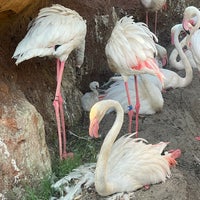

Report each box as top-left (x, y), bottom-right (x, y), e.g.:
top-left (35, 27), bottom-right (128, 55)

top-left (140, 0), bottom-right (167, 35)
top-left (89, 100), bottom-right (181, 197)
top-left (105, 15), bottom-right (164, 135)
top-left (81, 81), bottom-right (99, 112)
top-left (12, 4), bottom-right (87, 159)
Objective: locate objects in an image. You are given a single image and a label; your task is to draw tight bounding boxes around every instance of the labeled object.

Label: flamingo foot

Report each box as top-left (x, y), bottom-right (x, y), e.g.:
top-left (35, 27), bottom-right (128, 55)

top-left (195, 136), bottom-right (200, 141)
top-left (143, 185), bottom-right (150, 190)
top-left (62, 152), bottom-right (74, 159)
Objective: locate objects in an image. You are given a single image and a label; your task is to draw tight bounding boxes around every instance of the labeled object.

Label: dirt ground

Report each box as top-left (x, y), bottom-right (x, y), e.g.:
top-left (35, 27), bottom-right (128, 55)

top-left (77, 67), bottom-right (200, 200)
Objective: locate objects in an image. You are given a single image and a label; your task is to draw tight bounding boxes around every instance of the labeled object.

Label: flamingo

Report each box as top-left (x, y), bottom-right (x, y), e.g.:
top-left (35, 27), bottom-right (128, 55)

top-left (81, 81), bottom-right (99, 112)
top-left (101, 24), bottom-right (193, 115)
top-left (105, 15), bottom-right (164, 135)
top-left (12, 4), bottom-right (87, 159)
top-left (89, 99), bottom-right (181, 197)
top-left (140, 0), bottom-right (167, 35)
top-left (182, 6), bottom-right (200, 71)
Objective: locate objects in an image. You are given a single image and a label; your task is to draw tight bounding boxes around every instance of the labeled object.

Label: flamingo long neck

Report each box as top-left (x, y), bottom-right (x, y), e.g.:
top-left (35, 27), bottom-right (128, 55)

top-left (174, 25), bottom-right (193, 87)
top-left (95, 101), bottom-right (124, 195)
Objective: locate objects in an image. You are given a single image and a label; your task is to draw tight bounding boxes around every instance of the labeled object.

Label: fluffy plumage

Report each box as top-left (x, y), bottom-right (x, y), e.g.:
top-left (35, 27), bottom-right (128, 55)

top-left (105, 15), bottom-right (163, 134)
top-left (89, 100), bottom-right (181, 196)
top-left (13, 4), bottom-right (86, 65)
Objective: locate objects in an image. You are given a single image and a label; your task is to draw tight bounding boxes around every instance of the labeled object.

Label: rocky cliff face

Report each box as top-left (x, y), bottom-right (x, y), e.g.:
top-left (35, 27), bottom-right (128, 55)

top-left (0, 0), bottom-right (199, 195)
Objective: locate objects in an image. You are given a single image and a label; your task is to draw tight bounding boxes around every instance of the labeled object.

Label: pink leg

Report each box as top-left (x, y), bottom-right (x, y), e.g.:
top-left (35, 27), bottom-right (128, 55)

top-left (154, 11), bottom-right (158, 35)
top-left (53, 59), bottom-right (73, 159)
top-left (124, 81), bottom-right (134, 133)
top-left (134, 75), bottom-right (140, 137)
top-left (146, 11), bottom-right (149, 26)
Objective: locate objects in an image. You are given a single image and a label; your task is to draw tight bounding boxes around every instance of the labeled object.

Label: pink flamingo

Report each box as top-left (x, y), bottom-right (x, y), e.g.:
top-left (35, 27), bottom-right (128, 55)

top-left (12, 4), bottom-right (87, 159)
top-left (140, 0), bottom-right (167, 35)
top-left (89, 100), bottom-right (181, 197)
top-left (105, 16), bottom-right (164, 136)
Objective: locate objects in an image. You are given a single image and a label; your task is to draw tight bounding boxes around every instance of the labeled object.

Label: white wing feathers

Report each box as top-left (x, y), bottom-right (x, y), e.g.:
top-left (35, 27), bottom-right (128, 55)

top-left (106, 16), bottom-right (157, 71)
top-left (13, 4), bottom-right (86, 65)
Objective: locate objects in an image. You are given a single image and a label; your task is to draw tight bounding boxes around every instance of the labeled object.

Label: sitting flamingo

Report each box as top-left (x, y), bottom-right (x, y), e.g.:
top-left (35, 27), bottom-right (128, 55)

top-left (89, 100), bottom-right (181, 197)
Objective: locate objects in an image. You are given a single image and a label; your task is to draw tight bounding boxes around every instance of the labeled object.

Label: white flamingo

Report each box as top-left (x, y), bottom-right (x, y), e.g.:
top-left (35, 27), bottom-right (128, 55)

top-left (105, 15), bottom-right (164, 136)
top-left (89, 100), bottom-right (181, 197)
top-left (140, 0), bottom-right (167, 35)
top-left (102, 24), bottom-right (193, 116)
top-left (12, 4), bottom-right (87, 159)
top-left (81, 81), bottom-right (99, 112)
top-left (182, 6), bottom-right (200, 71)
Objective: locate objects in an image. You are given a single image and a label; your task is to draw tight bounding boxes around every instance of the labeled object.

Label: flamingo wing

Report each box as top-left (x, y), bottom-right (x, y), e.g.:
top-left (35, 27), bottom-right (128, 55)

top-left (13, 4), bottom-right (86, 64)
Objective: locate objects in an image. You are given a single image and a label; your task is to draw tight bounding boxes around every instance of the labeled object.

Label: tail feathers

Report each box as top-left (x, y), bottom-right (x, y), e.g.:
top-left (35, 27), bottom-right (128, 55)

top-left (13, 48), bottom-right (53, 65)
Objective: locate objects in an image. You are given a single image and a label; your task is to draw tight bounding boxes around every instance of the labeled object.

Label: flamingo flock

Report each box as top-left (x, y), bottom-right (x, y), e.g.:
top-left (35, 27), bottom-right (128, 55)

top-left (11, 2), bottom-right (200, 199)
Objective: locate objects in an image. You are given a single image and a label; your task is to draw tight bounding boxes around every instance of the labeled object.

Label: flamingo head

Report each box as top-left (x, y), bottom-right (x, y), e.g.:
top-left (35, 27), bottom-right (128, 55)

top-left (182, 6), bottom-right (199, 34)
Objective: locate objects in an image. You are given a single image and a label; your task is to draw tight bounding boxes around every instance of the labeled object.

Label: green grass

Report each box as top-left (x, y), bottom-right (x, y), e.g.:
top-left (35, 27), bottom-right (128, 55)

top-left (23, 124), bottom-right (101, 200)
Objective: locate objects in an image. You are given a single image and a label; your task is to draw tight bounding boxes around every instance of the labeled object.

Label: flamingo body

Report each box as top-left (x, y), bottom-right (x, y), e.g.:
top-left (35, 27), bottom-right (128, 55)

top-left (13, 4), bottom-right (86, 65)
top-left (89, 100), bottom-right (181, 196)
top-left (140, 0), bottom-right (166, 12)
top-left (103, 75), bottom-right (163, 115)
top-left (140, 0), bottom-right (167, 34)
top-left (12, 4), bottom-right (87, 159)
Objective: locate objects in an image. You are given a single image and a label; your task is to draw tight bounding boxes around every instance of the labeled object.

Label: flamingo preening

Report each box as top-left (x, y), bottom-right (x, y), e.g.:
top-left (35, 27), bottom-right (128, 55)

top-left (140, 0), bottom-right (167, 35)
top-left (101, 23), bottom-right (193, 115)
top-left (89, 100), bottom-right (181, 197)
top-left (105, 15), bottom-right (164, 135)
top-left (12, 4), bottom-right (87, 159)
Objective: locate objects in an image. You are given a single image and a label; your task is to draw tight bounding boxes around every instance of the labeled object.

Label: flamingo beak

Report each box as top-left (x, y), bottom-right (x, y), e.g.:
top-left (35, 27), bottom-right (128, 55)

top-left (168, 149), bottom-right (182, 160)
top-left (89, 117), bottom-right (100, 138)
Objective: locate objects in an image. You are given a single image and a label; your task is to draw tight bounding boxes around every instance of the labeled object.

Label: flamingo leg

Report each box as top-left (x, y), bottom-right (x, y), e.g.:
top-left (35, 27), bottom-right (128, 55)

top-left (134, 75), bottom-right (140, 137)
top-left (53, 59), bottom-right (73, 159)
top-left (154, 11), bottom-right (158, 35)
top-left (146, 11), bottom-right (149, 26)
top-left (124, 81), bottom-right (134, 133)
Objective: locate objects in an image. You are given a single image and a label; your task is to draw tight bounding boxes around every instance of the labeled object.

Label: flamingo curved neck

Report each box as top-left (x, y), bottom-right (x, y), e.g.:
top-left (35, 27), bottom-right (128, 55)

top-left (95, 101), bottom-right (124, 196)
top-left (174, 25), bottom-right (193, 87)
